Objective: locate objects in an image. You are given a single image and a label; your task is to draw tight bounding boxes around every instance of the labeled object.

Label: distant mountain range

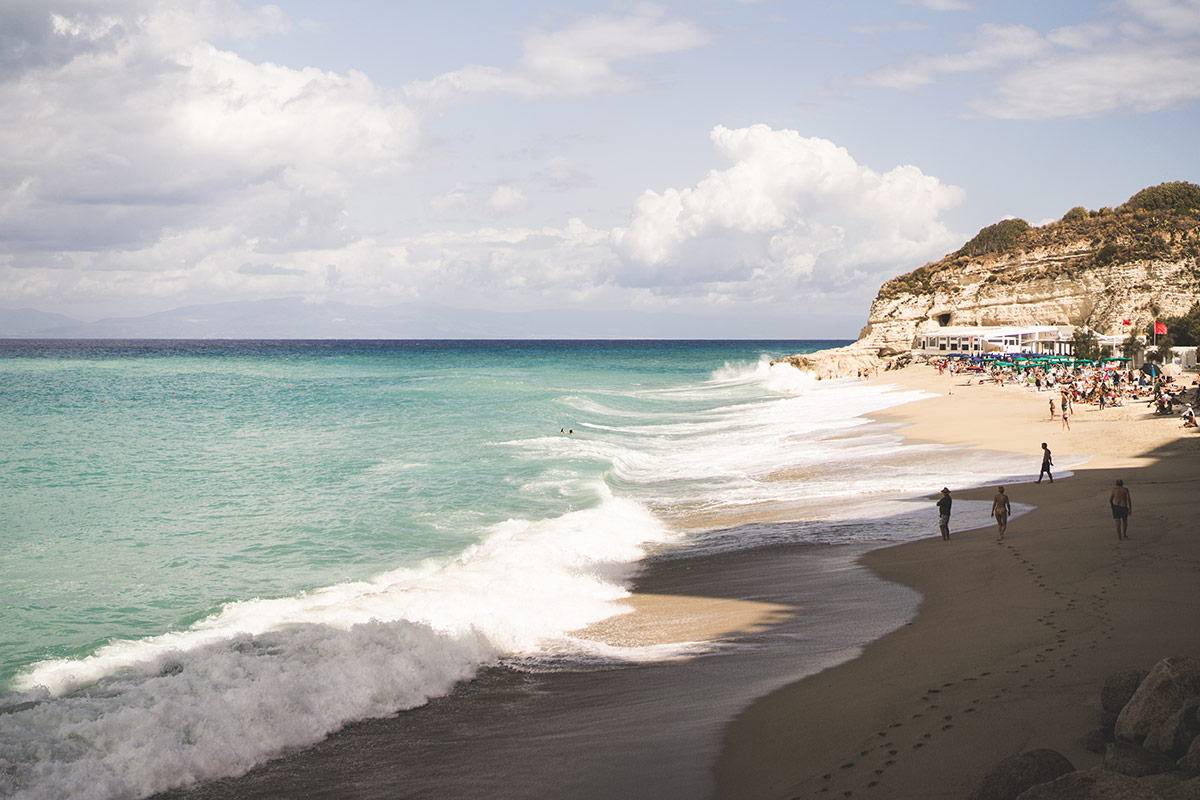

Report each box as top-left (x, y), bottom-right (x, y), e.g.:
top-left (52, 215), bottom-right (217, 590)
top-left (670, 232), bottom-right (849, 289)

top-left (0, 298), bottom-right (814, 340)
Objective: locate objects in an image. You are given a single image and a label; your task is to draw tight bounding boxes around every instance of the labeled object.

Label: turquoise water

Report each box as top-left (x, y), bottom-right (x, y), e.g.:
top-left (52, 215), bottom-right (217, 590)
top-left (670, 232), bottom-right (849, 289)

top-left (5, 338), bottom-right (1032, 800)
top-left (0, 340), bottom-right (827, 686)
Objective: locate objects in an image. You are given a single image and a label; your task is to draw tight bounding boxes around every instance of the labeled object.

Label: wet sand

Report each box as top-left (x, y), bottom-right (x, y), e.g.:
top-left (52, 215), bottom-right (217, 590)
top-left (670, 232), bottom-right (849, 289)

top-left (157, 544), bottom-right (918, 800)
top-left (158, 364), bottom-right (1200, 800)
top-left (716, 365), bottom-right (1200, 798)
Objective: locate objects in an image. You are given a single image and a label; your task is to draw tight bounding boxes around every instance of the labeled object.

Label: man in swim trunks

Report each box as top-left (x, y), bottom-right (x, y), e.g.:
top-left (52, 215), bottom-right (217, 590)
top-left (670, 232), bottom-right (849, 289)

top-left (1109, 479), bottom-right (1131, 540)
top-left (1036, 442), bottom-right (1053, 484)
top-left (936, 487), bottom-right (952, 541)
top-left (991, 486), bottom-right (1012, 541)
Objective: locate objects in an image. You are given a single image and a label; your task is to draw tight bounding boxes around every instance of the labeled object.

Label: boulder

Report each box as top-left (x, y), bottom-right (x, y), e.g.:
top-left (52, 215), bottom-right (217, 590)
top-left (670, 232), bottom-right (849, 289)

top-left (1105, 741), bottom-right (1179, 777)
top-left (1104, 669), bottom-right (1151, 728)
top-left (968, 749), bottom-right (1076, 800)
top-left (1162, 776), bottom-right (1200, 799)
top-left (1117, 658), bottom-right (1200, 744)
top-left (1086, 727), bottom-right (1115, 754)
top-left (1154, 697), bottom-right (1200, 759)
top-left (1015, 767), bottom-right (1161, 799)
top-left (1180, 737), bottom-right (1200, 776)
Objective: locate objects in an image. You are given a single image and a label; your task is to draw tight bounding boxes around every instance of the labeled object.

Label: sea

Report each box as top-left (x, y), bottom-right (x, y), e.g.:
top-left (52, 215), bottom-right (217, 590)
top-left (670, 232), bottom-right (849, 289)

top-left (0, 339), bottom-right (1037, 800)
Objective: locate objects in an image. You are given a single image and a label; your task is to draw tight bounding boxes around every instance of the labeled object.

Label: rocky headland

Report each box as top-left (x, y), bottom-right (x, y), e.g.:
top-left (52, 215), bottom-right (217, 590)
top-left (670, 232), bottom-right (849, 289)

top-left (779, 181), bottom-right (1200, 378)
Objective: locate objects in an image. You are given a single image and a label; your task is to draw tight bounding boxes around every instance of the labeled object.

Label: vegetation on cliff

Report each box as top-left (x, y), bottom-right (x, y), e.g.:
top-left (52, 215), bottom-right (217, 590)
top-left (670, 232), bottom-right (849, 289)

top-left (877, 182), bottom-right (1200, 300)
top-left (954, 218), bottom-right (1031, 258)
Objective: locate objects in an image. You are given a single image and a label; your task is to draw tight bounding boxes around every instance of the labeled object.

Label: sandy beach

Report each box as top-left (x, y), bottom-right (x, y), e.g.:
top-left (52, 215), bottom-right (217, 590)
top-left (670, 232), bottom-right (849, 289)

top-left (153, 362), bottom-right (1200, 800)
top-left (715, 364), bottom-right (1200, 798)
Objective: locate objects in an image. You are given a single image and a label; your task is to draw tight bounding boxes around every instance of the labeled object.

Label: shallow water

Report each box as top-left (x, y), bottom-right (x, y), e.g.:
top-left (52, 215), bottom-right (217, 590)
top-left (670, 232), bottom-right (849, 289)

top-left (0, 339), bottom-right (1031, 800)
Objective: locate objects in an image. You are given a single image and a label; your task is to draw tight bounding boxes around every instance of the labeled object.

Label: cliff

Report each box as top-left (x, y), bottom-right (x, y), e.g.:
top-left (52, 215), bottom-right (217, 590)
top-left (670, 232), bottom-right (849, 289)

top-left (780, 183), bottom-right (1200, 377)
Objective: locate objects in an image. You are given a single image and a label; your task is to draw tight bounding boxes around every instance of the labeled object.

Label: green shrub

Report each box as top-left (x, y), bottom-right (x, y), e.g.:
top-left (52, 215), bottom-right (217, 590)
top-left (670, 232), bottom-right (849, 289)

top-left (955, 218), bottom-right (1031, 257)
top-left (1094, 242), bottom-right (1120, 267)
top-left (1071, 328), bottom-right (1101, 361)
top-left (1062, 206), bottom-right (1089, 223)
top-left (1123, 182), bottom-right (1200, 213)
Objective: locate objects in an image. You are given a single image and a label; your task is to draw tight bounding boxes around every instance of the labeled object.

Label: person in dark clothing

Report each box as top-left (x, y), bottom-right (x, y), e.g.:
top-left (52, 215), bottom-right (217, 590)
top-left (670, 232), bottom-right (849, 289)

top-left (1036, 442), bottom-right (1053, 484)
top-left (936, 487), bottom-right (952, 541)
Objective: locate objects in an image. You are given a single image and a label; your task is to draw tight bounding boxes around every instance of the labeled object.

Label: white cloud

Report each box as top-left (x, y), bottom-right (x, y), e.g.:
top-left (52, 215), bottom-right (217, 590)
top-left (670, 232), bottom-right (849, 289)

top-left (609, 124), bottom-right (964, 295)
top-left (0, 1), bottom-right (415, 258)
top-left (864, 0), bottom-right (1200, 118)
top-left (3, 117), bottom-right (962, 316)
top-left (980, 44), bottom-right (1200, 118)
top-left (901, 0), bottom-right (975, 10)
top-left (487, 185), bottom-right (528, 216)
top-left (404, 9), bottom-right (708, 103)
top-left (863, 24), bottom-right (1050, 90)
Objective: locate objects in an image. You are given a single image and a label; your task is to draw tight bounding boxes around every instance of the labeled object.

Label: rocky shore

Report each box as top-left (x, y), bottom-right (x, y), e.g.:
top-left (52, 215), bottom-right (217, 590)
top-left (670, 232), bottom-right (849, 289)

top-left (969, 657), bottom-right (1200, 799)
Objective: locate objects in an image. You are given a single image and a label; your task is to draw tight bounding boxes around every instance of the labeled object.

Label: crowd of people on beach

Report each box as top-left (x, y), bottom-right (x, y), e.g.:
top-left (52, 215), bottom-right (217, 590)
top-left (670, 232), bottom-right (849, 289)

top-left (927, 352), bottom-right (1196, 545)
top-left (930, 353), bottom-right (1198, 426)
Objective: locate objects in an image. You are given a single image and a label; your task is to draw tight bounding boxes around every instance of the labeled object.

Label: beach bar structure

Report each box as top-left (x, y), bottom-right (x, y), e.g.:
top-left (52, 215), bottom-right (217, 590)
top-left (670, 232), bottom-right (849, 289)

top-left (914, 325), bottom-right (1077, 355)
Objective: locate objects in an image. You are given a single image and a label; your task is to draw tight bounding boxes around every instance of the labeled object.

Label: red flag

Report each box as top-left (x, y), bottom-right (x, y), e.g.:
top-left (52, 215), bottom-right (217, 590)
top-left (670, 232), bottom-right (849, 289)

top-left (1121, 319), bottom-right (1132, 325)
top-left (1155, 321), bottom-right (1168, 335)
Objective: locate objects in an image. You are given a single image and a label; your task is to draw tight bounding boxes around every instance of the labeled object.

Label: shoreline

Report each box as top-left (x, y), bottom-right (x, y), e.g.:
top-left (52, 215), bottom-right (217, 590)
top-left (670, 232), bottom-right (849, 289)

top-left (715, 364), bottom-right (1200, 798)
top-left (153, 362), bottom-right (1200, 800)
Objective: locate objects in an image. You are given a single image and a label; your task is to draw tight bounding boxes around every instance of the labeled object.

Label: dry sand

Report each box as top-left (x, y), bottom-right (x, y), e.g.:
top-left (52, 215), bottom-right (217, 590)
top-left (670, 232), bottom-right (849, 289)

top-left (714, 365), bottom-right (1200, 799)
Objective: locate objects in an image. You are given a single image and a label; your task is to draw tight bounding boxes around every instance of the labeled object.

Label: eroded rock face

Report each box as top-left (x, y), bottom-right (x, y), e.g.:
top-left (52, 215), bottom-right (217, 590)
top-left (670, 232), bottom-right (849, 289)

top-left (1116, 658), bottom-right (1200, 745)
top-left (1014, 767), bottom-right (1162, 800)
top-left (1105, 741), bottom-right (1179, 777)
top-left (1104, 670), bottom-right (1152, 729)
top-left (1154, 697), bottom-right (1200, 759)
top-left (855, 210), bottom-right (1200, 354)
top-left (967, 749), bottom-right (1076, 800)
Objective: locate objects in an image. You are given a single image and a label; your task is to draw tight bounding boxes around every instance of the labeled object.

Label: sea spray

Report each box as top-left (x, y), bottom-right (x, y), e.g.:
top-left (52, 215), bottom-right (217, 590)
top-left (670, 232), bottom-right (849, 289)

top-left (2, 492), bottom-right (677, 800)
top-left (0, 339), bottom-right (1038, 800)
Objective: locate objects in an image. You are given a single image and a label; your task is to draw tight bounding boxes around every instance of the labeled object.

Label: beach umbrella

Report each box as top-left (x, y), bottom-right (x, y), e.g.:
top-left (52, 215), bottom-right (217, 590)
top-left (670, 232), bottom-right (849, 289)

top-left (1141, 362), bottom-right (1163, 377)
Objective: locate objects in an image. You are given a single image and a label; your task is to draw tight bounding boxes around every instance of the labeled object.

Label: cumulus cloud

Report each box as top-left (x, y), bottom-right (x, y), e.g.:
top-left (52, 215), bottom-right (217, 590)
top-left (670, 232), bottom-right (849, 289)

top-left (5, 120), bottom-right (963, 316)
top-left (864, 0), bottom-right (1200, 118)
top-left (487, 185), bottom-right (528, 216)
top-left (0, 0), bottom-right (415, 260)
top-left (404, 9), bottom-right (708, 103)
top-left (609, 124), bottom-right (964, 296)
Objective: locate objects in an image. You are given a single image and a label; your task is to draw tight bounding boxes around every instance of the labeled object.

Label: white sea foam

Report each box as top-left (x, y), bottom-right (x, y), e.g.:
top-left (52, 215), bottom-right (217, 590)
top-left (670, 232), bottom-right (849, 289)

top-left (0, 491), bottom-right (677, 800)
top-left (0, 356), bottom-right (1045, 800)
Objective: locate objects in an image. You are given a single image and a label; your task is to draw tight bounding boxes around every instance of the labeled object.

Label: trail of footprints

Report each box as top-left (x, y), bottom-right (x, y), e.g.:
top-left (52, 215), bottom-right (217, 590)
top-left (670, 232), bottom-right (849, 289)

top-left (802, 542), bottom-right (1121, 798)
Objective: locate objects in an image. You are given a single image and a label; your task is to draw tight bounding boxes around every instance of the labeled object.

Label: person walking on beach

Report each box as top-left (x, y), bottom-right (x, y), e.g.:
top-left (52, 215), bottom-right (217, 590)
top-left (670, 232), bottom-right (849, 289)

top-left (936, 488), bottom-right (952, 541)
top-left (1049, 397), bottom-right (1055, 420)
top-left (1036, 443), bottom-right (1053, 484)
top-left (1061, 395), bottom-right (1072, 431)
top-left (991, 486), bottom-right (1012, 541)
top-left (1109, 479), bottom-right (1132, 540)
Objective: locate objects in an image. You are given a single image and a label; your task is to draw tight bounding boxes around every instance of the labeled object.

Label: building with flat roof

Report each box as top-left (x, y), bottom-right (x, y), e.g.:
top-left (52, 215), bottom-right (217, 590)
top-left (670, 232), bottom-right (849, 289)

top-left (915, 325), bottom-right (1076, 355)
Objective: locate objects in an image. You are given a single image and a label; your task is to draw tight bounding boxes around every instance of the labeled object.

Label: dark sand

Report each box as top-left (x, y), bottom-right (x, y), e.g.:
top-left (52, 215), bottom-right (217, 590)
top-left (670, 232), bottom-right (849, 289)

top-left (716, 365), bottom-right (1200, 798)
top-left (157, 543), bottom-right (918, 800)
top-left (159, 364), bottom-right (1200, 800)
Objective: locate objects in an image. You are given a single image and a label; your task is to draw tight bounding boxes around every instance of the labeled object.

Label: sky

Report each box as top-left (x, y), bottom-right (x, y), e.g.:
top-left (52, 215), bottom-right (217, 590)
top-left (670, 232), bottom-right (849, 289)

top-left (2, 0), bottom-right (1199, 337)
